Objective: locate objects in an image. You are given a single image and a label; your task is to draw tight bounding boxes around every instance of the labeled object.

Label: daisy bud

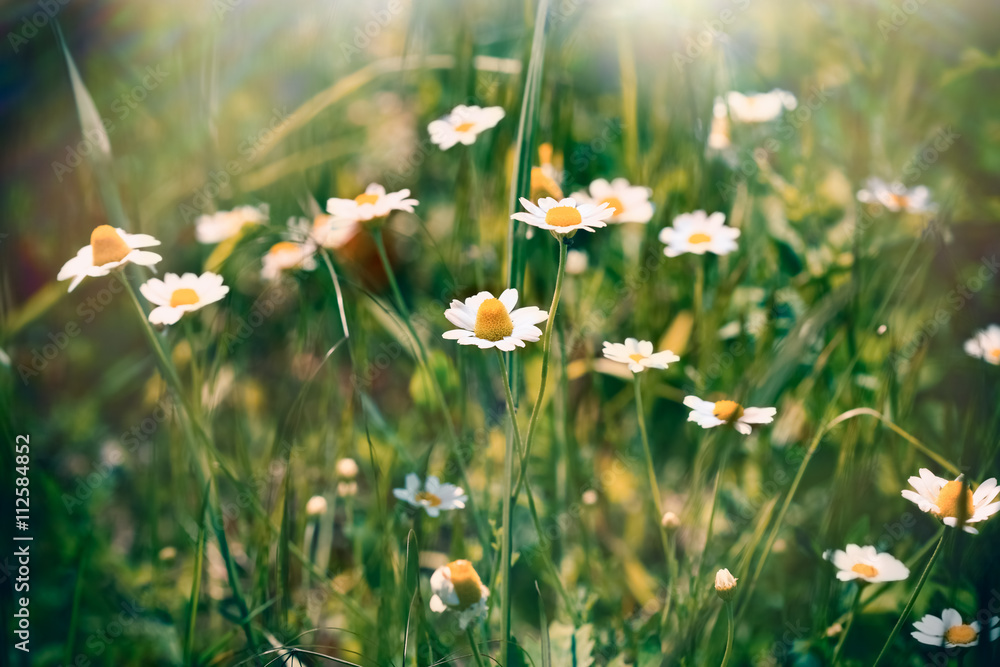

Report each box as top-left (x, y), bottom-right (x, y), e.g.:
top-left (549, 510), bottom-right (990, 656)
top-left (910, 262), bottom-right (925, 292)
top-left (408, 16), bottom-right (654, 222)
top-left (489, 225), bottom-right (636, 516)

top-left (581, 489), bottom-right (599, 506)
top-left (714, 568), bottom-right (738, 601)
top-left (306, 495), bottom-right (328, 516)
top-left (336, 457), bottom-right (359, 479)
top-left (661, 511), bottom-right (680, 529)
top-left (825, 622), bottom-right (843, 638)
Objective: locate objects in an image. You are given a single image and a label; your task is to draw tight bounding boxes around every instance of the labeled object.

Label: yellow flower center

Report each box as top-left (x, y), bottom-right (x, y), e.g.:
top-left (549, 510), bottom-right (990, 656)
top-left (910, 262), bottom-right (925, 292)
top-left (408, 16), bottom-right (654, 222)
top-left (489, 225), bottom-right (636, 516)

top-left (91, 225), bottom-right (132, 266)
top-left (447, 560), bottom-right (484, 610)
top-left (944, 624), bottom-right (978, 645)
top-left (545, 206), bottom-right (583, 228)
top-left (269, 241), bottom-right (300, 256)
top-left (713, 400), bottom-right (744, 422)
top-left (454, 122), bottom-right (475, 132)
top-left (169, 288), bottom-right (200, 308)
top-left (600, 196), bottom-right (624, 216)
top-left (887, 193), bottom-right (909, 209)
top-left (354, 193), bottom-right (380, 205)
top-left (414, 491), bottom-right (442, 507)
top-left (312, 214), bottom-right (331, 231)
top-left (935, 480), bottom-right (975, 520)
top-left (688, 232), bottom-right (712, 244)
top-left (629, 353), bottom-right (645, 363)
top-left (474, 298), bottom-right (514, 342)
top-left (850, 563), bottom-right (878, 578)
top-left (988, 348), bottom-right (1000, 361)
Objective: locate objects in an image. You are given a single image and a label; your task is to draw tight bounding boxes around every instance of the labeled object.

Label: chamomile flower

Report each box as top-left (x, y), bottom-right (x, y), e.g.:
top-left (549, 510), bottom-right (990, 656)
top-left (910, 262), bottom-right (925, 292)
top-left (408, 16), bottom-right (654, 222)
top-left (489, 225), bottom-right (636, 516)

top-left (442, 288), bottom-right (548, 351)
top-left (530, 143), bottom-right (564, 201)
top-left (707, 97), bottom-right (732, 150)
top-left (511, 197), bottom-right (615, 236)
top-left (311, 214), bottom-right (360, 249)
top-left (392, 473), bottom-right (467, 517)
top-left (823, 544), bottom-right (909, 583)
top-left (723, 89), bottom-right (797, 123)
top-left (565, 249), bottom-right (588, 275)
top-left (964, 325), bottom-right (1000, 366)
top-left (900, 469), bottom-right (1000, 534)
top-left (714, 568), bottom-right (738, 601)
top-left (326, 183), bottom-right (418, 226)
top-left (659, 211), bottom-right (739, 257)
top-left (683, 395), bottom-right (776, 435)
top-left (428, 560), bottom-right (490, 629)
top-left (570, 178), bottom-right (654, 224)
top-left (261, 219), bottom-right (317, 281)
top-left (602, 338), bottom-right (680, 373)
top-left (57, 225), bottom-right (162, 292)
top-left (856, 178), bottom-right (935, 213)
top-left (195, 205), bottom-right (268, 244)
top-left (912, 609), bottom-right (1000, 648)
top-left (139, 272), bottom-right (230, 326)
top-left (428, 104), bottom-right (505, 150)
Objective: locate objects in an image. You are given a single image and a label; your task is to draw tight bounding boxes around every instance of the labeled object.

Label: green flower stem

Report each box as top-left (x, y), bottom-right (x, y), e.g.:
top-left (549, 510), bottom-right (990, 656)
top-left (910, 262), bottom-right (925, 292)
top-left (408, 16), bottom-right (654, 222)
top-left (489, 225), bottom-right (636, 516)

top-left (511, 237), bottom-right (567, 503)
top-left (872, 532), bottom-right (945, 667)
top-left (370, 228), bottom-right (492, 564)
top-left (831, 583), bottom-right (862, 664)
top-left (633, 375), bottom-right (673, 576)
top-left (467, 627), bottom-right (487, 667)
top-left (720, 601), bottom-right (735, 667)
top-left (495, 350), bottom-right (522, 666)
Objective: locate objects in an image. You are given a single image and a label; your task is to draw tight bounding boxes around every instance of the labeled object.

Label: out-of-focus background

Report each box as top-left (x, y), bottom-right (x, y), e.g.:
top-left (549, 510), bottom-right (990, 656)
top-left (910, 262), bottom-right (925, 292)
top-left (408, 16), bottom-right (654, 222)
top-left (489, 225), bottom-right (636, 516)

top-left (2, 0), bottom-right (1000, 664)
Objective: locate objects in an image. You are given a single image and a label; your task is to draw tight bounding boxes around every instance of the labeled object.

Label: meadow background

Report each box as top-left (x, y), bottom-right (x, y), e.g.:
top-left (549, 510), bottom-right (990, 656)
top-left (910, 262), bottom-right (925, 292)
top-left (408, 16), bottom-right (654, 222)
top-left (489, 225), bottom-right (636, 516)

top-left (2, 0), bottom-right (1000, 665)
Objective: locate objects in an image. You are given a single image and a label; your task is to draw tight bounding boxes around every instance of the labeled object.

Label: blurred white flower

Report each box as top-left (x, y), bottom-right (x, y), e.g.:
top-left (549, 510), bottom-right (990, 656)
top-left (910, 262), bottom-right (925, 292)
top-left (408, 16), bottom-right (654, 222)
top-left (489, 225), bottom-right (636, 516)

top-left (602, 338), bottom-right (680, 374)
top-left (661, 511), bottom-right (680, 528)
top-left (195, 205), bottom-right (268, 244)
top-left (724, 89), bottom-right (797, 123)
top-left (708, 97), bottom-right (731, 149)
top-left (900, 469), bottom-right (999, 534)
top-left (823, 544), bottom-right (909, 583)
top-left (683, 396), bottom-right (776, 435)
top-left (565, 249), bottom-right (588, 275)
top-left (58, 225), bottom-right (162, 292)
top-left (582, 489), bottom-right (599, 505)
top-left (392, 473), bottom-right (467, 517)
top-left (428, 105), bottom-right (505, 150)
top-left (912, 609), bottom-right (1000, 648)
top-left (262, 219), bottom-right (317, 281)
top-left (964, 325), bottom-right (1000, 365)
top-left (326, 183), bottom-right (418, 226)
top-left (429, 559), bottom-right (489, 629)
top-left (139, 272), bottom-right (229, 326)
top-left (442, 288), bottom-right (548, 351)
top-left (311, 214), bottom-right (359, 250)
top-left (306, 495), bottom-right (328, 516)
top-left (336, 458), bottom-right (359, 479)
top-left (659, 211), bottom-right (739, 257)
top-left (856, 178), bottom-right (935, 213)
top-left (570, 178), bottom-right (654, 224)
top-left (511, 197), bottom-right (615, 236)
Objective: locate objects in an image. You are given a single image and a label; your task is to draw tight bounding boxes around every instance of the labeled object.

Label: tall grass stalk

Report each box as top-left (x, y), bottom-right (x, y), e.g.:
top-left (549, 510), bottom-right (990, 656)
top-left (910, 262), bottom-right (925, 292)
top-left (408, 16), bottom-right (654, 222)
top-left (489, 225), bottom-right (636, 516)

top-left (632, 374), bottom-right (673, 576)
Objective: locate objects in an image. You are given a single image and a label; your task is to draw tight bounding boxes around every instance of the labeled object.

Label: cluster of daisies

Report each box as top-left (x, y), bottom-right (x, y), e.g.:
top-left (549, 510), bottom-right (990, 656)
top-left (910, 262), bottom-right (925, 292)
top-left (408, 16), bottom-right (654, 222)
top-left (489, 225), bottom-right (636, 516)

top-left (55, 98), bottom-right (1000, 642)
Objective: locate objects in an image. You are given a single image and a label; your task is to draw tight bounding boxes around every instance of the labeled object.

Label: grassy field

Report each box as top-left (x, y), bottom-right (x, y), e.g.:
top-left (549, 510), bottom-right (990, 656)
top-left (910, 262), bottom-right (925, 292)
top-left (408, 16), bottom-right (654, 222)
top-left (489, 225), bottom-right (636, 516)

top-left (3, 0), bottom-right (1000, 665)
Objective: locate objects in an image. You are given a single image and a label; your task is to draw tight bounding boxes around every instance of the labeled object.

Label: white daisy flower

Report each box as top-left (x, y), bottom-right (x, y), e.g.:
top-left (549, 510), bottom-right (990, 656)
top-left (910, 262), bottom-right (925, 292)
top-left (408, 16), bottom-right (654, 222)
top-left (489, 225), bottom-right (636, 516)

top-left (714, 568), bottom-right (738, 601)
top-left (683, 395), bottom-right (776, 435)
top-left (856, 178), bottom-right (935, 213)
top-left (964, 325), bottom-right (1000, 366)
top-left (428, 104), bottom-right (505, 150)
top-left (707, 97), bottom-right (732, 150)
top-left (428, 559), bottom-right (490, 629)
top-left (823, 544), bottom-right (909, 583)
top-left (311, 214), bottom-right (360, 250)
top-left (57, 225), bottom-right (163, 292)
top-left (900, 469), bottom-right (1000, 534)
top-left (392, 473), bottom-right (467, 518)
top-left (659, 210), bottom-right (740, 257)
top-left (510, 197), bottom-right (615, 236)
top-left (139, 272), bottom-right (230, 326)
top-left (723, 89), bottom-right (797, 123)
top-left (195, 205), bottom-right (268, 244)
top-left (261, 219), bottom-right (317, 282)
top-left (325, 183), bottom-right (418, 226)
top-left (912, 608), bottom-right (1000, 648)
top-left (602, 338), bottom-right (680, 374)
top-left (570, 178), bottom-right (654, 224)
top-left (442, 288), bottom-right (548, 351)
